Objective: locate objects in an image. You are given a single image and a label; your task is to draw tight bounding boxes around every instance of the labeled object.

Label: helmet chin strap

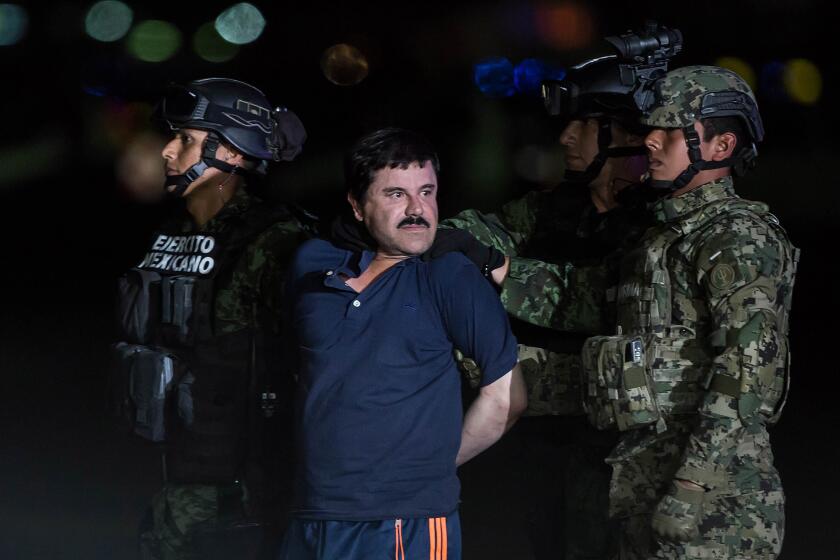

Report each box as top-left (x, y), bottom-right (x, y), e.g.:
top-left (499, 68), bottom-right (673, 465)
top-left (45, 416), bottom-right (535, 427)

top-left (649, 125), bottom-right (746, 193)
top-left (164, 132), bottom-right (248, 198)
top-left (564, 118), bottom-right (647, 185)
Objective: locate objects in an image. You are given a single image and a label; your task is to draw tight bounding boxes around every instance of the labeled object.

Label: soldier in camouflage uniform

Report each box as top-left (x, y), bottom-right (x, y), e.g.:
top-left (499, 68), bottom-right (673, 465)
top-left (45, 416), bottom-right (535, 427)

top-left (505, 66), bottom-right (798, 559)
top-left (111, 78), bottom-right (311, 559)
top-left (441, 56), bottom-right (655, 559)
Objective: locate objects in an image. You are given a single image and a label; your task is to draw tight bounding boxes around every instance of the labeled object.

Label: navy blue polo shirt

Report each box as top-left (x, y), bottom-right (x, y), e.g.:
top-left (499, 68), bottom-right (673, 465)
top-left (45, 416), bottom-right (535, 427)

top-left (287, 238), bottom-right (518, 521)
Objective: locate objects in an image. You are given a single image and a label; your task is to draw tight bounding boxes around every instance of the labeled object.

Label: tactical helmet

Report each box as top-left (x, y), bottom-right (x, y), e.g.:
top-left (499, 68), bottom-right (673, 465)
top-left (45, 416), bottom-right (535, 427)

top-left (543, 56), bottom-right (643, 126)
top-left (156, 78), bottom-right (306, 196)
top-left (644, 65), bottom-right (763, 190)
top-left (542, 56), bottom-right (649, 184)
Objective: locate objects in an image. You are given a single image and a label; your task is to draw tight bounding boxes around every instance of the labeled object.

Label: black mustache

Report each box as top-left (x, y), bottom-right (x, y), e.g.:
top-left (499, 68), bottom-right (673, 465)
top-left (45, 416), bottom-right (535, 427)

top-left (398, 216), bottom-right (430, 228)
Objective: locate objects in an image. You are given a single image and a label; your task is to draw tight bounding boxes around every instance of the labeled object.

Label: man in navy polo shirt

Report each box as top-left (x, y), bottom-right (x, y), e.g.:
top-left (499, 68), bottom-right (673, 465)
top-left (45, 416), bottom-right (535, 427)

top-left (279, 128), bottom-right (526, 559)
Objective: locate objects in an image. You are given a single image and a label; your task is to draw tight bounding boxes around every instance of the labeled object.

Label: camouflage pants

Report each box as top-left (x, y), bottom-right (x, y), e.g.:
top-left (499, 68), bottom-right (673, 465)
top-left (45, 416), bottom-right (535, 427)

top-left (518, 345), bottom-right (585, 417)
top-left (617, 489), bottom-right (785, 560)
top-left (139, 483), bottom-right (219, 560)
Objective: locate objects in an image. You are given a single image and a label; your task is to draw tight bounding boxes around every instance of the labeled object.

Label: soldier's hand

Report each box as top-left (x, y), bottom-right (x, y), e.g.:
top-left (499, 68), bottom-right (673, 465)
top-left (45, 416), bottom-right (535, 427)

top-left (423, 228), bottom-right (506, 278)
top-left (651, 480), bottom-right (705, 543)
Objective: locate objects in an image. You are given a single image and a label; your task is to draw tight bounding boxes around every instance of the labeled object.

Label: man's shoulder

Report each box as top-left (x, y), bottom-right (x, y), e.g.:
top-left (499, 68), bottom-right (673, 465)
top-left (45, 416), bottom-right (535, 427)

top-left (425, 251), bottom-right (481, 278)
top-left (692, 198), bottom-right (790, 253)
top-left (292, 238), bottom-right (345, 272)
top-left (422, 252), bottom-right (495, 302)
top-left (247, 216), bottom-right (311, 253)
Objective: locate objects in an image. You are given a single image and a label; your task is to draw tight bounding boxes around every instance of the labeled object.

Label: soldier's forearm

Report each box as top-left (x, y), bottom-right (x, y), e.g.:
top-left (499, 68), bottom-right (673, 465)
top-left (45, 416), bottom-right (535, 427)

top-left (501, 257), bottom-right (606, 333)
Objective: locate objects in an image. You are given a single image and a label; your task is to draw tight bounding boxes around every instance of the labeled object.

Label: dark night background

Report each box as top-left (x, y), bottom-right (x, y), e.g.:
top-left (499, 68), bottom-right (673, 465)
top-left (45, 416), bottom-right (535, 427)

top-left (0, 1), bottom-right (834, 558)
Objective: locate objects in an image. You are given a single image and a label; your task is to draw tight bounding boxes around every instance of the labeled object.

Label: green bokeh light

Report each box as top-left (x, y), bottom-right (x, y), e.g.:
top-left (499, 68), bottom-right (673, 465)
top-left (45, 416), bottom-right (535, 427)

top-left (127, 20), bottom-right (181, 62)
top-left (193, 21), bottom-right (238, 62)
top-left (215, 3), bottom-right (265, 45)
top-left (85, 0), bottom-right (133, 42)
top-left (0, 3), bottom-right (28, 46)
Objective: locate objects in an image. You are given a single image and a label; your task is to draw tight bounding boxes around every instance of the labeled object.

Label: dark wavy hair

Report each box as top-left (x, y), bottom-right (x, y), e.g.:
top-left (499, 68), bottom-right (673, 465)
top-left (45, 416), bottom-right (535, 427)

top-left (345, 127), bottom-right (440, 202)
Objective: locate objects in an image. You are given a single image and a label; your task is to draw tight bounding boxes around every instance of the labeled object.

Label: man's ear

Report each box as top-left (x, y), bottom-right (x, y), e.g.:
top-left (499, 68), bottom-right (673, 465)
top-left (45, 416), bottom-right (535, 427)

top-left (217, 143), bottom-right (246, 166)
top-left (710, 131), bottom-right (738, 161)
top-left (347, 192), bottom-right (364, 221)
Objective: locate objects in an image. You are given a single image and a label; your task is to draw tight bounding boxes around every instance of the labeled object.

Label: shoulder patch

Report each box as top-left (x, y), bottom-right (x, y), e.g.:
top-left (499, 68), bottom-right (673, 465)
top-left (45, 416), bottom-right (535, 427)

top-left (709, 262), bottom-right (736, 290)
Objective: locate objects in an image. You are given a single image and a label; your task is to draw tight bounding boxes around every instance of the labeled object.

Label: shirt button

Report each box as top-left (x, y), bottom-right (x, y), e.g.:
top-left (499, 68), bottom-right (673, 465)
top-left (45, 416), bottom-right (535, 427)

top-left (326, 270), bottom-right (334, 276)
top-left (352, 300), bottom-right (361, 308)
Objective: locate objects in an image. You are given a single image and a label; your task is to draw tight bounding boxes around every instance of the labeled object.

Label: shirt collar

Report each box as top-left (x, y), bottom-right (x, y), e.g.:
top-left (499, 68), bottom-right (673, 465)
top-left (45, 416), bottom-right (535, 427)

top-left (651, 176), bottom-right (736, 224)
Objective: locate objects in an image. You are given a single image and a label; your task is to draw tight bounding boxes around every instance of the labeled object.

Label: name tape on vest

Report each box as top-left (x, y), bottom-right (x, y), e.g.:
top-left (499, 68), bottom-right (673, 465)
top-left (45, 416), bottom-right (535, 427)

top-left (138, 234), bottom-right (218, 275)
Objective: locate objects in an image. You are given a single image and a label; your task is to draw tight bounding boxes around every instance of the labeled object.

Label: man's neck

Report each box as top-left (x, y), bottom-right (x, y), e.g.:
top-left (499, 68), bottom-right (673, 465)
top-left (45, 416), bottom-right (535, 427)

top-left (186, 178), bottom-right (241, 228)
top-left (589, 182), bottom-right (615, 214)
top-left (671, 169), bottom-right (730, 198)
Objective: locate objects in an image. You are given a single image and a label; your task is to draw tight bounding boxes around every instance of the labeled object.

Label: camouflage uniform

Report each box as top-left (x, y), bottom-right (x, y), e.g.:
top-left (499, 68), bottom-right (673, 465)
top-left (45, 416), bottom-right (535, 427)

top-left (140, 188), bottom-right (310, 560)
top-left (510, 178), bottom-right (797, 559)
top-left (505, 67), bottom-right (798, 560)
top-left (441, 184), bottom-right (647, 416)
top-left (443, 185), bottom-right (649, 560)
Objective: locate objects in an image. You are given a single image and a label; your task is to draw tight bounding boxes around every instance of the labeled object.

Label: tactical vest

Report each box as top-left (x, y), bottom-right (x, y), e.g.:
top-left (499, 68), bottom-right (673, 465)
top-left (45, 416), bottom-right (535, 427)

top-left (112, 204), bottom-right (291, 483)
top-left (581, 197), bottom-right (797, 434)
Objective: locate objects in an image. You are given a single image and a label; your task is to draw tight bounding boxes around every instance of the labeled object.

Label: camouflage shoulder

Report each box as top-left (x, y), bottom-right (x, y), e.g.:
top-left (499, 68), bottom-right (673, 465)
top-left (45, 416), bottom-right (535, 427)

top-left (440, 208), bottom-right (523, 254)
top-left (496, 190), bottom-right (546, 238)
top-left (692, 209), bottom-right (794, 296)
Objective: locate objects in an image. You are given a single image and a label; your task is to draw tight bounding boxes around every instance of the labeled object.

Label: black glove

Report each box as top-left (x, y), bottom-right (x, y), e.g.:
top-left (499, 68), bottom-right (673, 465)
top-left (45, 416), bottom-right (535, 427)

top-left (422, 228), bottom-right (506, 277)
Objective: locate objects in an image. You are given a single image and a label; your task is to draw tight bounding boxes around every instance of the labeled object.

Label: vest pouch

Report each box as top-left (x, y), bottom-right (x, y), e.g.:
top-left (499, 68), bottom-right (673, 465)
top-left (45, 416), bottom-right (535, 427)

top-left (166, 334), bottom-right (252, 484)
top-left (111, 342), bottom-right (183, 442)
top-left (581, 334), bottom-right (662, 431)
top-left (116, 269), bottom-right (161, 345)
top-left (159, 275), bottom-right (204, 347)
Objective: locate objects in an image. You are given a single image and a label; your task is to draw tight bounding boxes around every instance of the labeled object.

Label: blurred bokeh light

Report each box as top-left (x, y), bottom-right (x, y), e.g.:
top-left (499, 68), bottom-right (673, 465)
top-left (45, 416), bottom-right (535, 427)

top-left (514, 143), bottom-right (565, 185)
top-left (534, 2), bottom-right (594, 51)
top-left (193, 21), bottom-right (239, 62)
top-left (215, 3), bottom-right (265, 45)
top-left (474, 57), bottom-right (516, 97)
top-left (759, 61), bottom-right (787, 103)
top-left (85, 0), bottom-right (133, 42)
top-left (321, 43), bottom-right (369, 86)
top-left (117, 131), bottom-right (167, 204)
top-left (514, 59), bottom-right (565, 97)
top-left (0, 3), bottom-right (27, 46)
top-left (715, 56), bottom-right (757, 92)
top-left (127, 20), bottom-right (182, 62)
top-left (784, 59), bottom-right (822, 105)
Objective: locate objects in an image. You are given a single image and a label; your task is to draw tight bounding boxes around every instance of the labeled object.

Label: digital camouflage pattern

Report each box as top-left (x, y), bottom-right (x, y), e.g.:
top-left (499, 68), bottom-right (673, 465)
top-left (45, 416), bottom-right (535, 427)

top-left (141, 484), bottom-right (219, 560)
top-left (509, 177), bottom-right (797, 558)
top-left (144, 188), bottom-right (310, 559)
top-left (651, 483), bottom-right (704, 542)
top-left (642, 65), bottom-right (758, 130)
top-left (443, 186), bottom-right (639, 560)
top-left (620, 488), bottom-right (784, 560)
top-left (518, 344), bottom-right (585, 416)
top-left (440, 187), bottom-right (605, 415)
top-left (208, 189), bottom-right (312, 333)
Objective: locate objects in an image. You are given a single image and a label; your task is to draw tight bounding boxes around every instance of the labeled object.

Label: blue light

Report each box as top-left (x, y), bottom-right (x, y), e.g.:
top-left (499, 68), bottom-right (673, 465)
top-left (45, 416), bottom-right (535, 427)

top-left (514, 58), bottom-right (565, 97)
top-left (474, 57), bottom-right (516, 97)
top-left (759, 61), bottom-right (787, 103)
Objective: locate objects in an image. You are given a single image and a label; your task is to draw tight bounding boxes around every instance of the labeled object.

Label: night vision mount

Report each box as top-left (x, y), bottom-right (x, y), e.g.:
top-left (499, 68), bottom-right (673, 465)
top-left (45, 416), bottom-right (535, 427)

top-left (605, 21), bottom-right (683, 112)
top-left (541, 21), bottom-right (683, 117)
